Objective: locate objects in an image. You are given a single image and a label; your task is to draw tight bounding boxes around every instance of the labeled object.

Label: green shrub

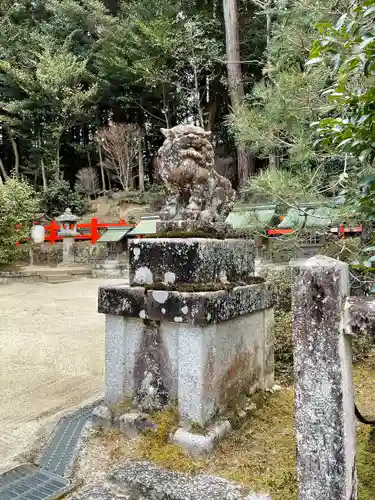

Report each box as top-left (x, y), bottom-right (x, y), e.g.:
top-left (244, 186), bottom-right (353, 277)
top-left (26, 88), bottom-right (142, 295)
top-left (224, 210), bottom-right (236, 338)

top-left (41, 178), bottom-right (90, 217)
top-left (0, 178), bottom-right (40, 266)
top-left (261, 264), bottom-right (375, 379)
top-left (260, 266), bottom-right (293, 313)
top-left (352, 333), bottom-right (375, 364)
top-left (274, 311), bottom-right (294, 380)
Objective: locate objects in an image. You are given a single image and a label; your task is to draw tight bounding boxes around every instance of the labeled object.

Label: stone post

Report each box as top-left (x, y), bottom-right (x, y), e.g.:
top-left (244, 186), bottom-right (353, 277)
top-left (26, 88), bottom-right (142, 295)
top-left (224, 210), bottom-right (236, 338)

top-left (292, 255), bottom-right (356, 500)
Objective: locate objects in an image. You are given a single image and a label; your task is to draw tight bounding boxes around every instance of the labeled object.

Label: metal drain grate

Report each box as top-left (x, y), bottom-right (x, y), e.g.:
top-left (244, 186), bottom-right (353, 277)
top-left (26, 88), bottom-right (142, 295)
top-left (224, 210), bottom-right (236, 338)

top-left (39, 404), bottom-right (96, 477)
top-left (0, 402), bottom-right (100, 499)
top-left (0, 463), bottom-right (72, 499)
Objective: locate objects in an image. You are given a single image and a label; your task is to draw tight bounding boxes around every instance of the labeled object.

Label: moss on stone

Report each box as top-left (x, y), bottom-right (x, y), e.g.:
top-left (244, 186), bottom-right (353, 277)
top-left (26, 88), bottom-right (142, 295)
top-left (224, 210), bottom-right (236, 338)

top-left (108, 397), bottom-right (134, 418)
top-left (189, 421), bottom-right (209, 435)
top-left (137, 405), bottom-right (205, 473)
top-left (133, 277), bottom-right (265, 294)
top-left (90, 362), bottom-right (375, 500)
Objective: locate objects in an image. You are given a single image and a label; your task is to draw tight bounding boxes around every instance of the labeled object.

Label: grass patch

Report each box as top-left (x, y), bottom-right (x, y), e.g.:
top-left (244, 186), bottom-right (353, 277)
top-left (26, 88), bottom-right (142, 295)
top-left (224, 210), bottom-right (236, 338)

top-left (137, 405), bottom-right (205, 473)
top-left (353, 358), bottom-right (375, 500)
top-left (206, 388), bottom-right (296, 500)
top-left (90, 362), bottom-right (375, 500)
top-left (134, 362), bottom-right (375, 500)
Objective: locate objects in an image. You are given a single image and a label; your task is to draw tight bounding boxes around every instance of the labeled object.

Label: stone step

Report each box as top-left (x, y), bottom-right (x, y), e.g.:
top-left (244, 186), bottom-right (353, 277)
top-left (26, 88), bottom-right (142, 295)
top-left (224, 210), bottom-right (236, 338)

top-left (44, 275), bottom-right (74, 283)
top-left (92, 270), bottom-right (128, 279)
top-left (20, 266), bottom-right (91, 276)
top-left (95, 263), bottom-right (127, 270)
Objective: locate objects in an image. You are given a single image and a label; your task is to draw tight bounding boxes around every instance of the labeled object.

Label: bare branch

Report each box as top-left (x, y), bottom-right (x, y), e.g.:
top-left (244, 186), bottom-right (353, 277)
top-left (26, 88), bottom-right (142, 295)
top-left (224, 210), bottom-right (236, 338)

top-left (97, 123), bottom-right (141, 191)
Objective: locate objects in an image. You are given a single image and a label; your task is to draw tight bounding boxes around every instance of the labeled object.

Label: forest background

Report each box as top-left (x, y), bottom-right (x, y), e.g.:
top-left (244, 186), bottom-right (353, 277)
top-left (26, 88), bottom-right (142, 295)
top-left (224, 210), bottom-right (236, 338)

top-left (1, 0), bottom-right (375, 266)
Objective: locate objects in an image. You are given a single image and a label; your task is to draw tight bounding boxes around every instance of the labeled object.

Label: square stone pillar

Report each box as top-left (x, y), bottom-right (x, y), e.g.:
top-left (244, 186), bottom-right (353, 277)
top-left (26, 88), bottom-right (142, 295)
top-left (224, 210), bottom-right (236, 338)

top-left (105, 315), bottom-right (144, 405)
top-left (292, 255), bottom-right (356, 500)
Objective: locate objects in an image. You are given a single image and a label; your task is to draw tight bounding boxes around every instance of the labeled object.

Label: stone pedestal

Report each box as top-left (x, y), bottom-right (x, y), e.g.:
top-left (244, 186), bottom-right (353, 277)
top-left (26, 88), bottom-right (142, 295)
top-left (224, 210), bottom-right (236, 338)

top-left (98, 236), bottom-right (274, 452)
top-left (99, 238), bottom-right (273, 418)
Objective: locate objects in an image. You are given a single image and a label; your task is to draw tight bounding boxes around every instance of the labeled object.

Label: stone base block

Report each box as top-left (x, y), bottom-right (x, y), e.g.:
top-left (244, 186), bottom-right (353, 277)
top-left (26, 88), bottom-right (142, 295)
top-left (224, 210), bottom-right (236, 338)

top-left (99, 281), bottom-right (274, 325)
top-left (171, 420), bottom-right (231, 457)
top-left (100, 282), bottom-right (274, 426)
top-left (92, 405), bottom-right (114, 430)
top-left (129, 238), bottom-right (255, 286)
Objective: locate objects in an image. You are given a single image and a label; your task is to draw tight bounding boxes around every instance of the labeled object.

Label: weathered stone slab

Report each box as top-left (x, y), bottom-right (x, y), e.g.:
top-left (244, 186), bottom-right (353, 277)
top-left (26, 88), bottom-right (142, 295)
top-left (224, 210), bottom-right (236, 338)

top-left (263, 308), bottom-right (275, 389)
top-left (99, 285), bottom-right (145, 317)
top-left (128, 238), bottom-right (255, 285)
top-left (171, 421), bottom-right (232, 457)
top-left (91, 405), bottom-right (113, 430)
top-left (98, 282), bottom-right (274, 325)
top-left (68, 461), bottom-right (271, 499)
top-left (109, 461), bottom-right (271, 500)
top-left (292, 255), bottom-right (356, 500)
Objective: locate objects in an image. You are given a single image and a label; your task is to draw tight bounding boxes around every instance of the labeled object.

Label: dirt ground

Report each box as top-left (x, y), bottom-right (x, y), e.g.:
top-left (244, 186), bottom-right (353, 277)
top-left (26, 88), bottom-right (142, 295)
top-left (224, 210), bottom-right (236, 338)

top-left (0, 277), bottom-right (124, 473)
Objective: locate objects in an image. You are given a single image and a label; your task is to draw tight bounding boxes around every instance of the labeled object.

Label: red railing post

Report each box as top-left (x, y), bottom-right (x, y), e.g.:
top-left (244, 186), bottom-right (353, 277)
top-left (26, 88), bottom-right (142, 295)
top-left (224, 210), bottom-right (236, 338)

top-left (44, 220), bottom-right (60, 245)
top-left (90, 217), bottom-right (100, 245)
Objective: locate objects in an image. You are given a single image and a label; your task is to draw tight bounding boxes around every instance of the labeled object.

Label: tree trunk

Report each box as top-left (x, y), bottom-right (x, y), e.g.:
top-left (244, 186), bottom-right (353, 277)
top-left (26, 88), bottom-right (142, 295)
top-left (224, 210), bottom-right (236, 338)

top-left (138, 137), bottom-right (144, 192)
top-left (37, 128), bottom-right (48, 193)
top-left (0, 156), bottom-right (8, 182)
top-left (192, 63), bottom-right (204, 127)
top-left (162, 83), bottom-right (170, 128)
top-left (207, 75), bottom-right (220, 132)
top-left (9, 135), bottom-right (19, 178)
top-left (107, 169), bottom-right (112, 191)
top-left (56, 135), bottom-right (61, 179)
top-left (269, 153), bottom-right (279, 170)
top-left (223, 0), bottom-right (252, 186)
top-left (265, 1), bottom-right (279, 171)
top-left (87, 149), bottom-right (92, 168)
top-left (98, 140), bottom-right (106, 192)
top-left (41, 158), bottom-right (48, 192)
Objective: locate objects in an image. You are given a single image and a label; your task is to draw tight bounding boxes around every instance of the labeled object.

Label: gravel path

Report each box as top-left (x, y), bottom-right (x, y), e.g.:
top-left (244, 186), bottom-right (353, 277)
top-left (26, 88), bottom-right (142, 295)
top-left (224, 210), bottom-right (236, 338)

top-left (0, 278), bottom-right (124, 472)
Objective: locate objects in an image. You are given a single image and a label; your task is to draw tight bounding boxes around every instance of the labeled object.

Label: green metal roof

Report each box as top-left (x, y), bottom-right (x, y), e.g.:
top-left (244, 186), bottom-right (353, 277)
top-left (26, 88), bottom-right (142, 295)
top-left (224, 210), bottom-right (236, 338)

top-left (278, 206), bottom-right (340, 229)
top-left (97, 227), bottom-right (132, 243)
top-left (128, 218), bottom-right (158, 236)
top-left (226, 207), bottom-right (276, 229)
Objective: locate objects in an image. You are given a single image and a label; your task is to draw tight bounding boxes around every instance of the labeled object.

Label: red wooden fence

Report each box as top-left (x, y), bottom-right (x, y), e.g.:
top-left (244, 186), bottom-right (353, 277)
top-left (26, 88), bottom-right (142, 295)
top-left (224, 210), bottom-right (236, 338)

top-left (16, 218), bottom-right (143, 246)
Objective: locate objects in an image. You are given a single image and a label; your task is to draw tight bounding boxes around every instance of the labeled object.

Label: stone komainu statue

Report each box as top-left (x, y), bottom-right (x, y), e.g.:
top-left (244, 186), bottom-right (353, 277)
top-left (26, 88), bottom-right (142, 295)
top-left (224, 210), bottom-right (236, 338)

top-left (157, 125), bottom-right (236, 223)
